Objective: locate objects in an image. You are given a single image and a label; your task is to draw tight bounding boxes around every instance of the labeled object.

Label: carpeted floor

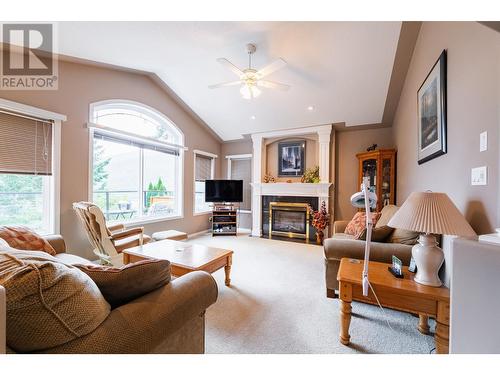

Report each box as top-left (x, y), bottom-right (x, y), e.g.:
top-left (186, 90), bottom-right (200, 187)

top-left (186, 231), bottom-right (436, 354)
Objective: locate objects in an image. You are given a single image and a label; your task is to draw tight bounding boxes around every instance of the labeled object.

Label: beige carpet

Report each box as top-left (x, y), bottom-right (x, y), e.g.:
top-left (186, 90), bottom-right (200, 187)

top-left (186, 231), bottom-right (435, 354)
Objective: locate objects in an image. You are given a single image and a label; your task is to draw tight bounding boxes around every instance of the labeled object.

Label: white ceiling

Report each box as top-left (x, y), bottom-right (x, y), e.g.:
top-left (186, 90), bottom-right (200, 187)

top-left (57, 22), bottom-right (402, 141)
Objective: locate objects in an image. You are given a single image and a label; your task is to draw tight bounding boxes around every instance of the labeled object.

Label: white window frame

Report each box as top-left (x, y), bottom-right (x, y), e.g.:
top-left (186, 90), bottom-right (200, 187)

top-left (88, 99), bottom-right (185, 226)
top-left (193, 149), bottom-right (217, 216)
top-left (226, 153), bottom-right (252, 213)
top-left (0, 98), bottom-right (65, 235)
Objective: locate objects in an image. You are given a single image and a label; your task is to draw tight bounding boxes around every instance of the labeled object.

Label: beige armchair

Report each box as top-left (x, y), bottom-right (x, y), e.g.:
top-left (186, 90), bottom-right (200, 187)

top-left (73, 201), bottom-right (151, 265)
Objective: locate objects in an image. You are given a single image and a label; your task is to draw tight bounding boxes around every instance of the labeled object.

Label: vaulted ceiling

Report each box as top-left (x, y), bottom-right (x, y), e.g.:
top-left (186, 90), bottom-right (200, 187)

top-left (57, 22), bottom-right (403, 141)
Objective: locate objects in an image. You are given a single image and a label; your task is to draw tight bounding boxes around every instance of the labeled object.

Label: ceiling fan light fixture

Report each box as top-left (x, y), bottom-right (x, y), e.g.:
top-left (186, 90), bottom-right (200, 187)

top-left (240, 83), bottom-right (261, 99)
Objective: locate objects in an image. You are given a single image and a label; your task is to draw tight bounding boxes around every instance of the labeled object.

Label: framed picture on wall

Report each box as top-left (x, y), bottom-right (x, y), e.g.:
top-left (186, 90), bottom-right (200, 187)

top-left (417, 49), bottom-right (447, 165)
top-left (278, 140), bottom-right (305, 176)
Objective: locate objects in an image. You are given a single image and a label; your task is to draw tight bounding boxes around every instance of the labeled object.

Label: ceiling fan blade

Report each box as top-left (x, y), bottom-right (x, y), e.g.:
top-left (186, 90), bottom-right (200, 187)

top-left (256, 58), bottom-right (287, 78)
top-left (257, 80), bottom-right (290, 91)
top-left (216, 58), bottom-right (245, 78)
top-left (208, 80), bottom-right (242, 89)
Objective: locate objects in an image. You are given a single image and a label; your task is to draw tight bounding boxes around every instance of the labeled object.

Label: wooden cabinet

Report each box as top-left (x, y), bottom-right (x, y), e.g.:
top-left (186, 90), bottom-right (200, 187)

top-left (356, 149), bottom-right (396, 212)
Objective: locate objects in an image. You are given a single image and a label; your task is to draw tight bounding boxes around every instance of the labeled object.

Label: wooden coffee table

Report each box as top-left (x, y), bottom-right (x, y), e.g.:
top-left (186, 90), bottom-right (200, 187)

top-left (337, 258), bottom-right (450, 353)
top-left (123, 239), bottom-right (233, 286)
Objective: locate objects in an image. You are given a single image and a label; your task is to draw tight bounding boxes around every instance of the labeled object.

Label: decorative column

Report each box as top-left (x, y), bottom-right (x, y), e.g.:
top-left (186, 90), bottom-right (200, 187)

top-left (251, 134), bottom-right (264, 237)
top-left (317, 126), bottom-right (332, 183)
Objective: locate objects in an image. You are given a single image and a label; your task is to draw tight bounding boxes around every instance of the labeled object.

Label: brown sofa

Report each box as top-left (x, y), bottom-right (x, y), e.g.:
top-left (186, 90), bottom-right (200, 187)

top-left (4, 235), bottom-right (218, 354)
top-left (323, 205), bottom-right (414, 298)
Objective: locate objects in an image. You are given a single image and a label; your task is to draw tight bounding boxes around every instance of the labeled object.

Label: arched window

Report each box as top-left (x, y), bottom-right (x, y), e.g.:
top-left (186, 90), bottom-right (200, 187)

top-left (89, 100), bottom-right (184, 223)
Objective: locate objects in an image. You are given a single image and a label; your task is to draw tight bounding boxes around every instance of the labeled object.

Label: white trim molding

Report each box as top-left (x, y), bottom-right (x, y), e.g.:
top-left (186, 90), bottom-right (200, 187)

top-left (193, 149), bottom-right (218, 159)
top-left (249, 124), bottom-right (333, 237)
top-left (226, 153), bottom-right (252, 179)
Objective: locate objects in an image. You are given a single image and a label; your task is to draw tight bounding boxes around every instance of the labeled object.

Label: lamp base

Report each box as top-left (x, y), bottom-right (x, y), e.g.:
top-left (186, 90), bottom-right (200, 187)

top-left (412, 234), bottom-right (444, 287)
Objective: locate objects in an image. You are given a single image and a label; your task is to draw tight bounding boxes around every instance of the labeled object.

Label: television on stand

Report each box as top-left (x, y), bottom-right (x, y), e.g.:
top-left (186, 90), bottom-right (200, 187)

top-left (205, 180), bottom-right (243, 203)
top-left (205, 180), bottom-right (243, 236)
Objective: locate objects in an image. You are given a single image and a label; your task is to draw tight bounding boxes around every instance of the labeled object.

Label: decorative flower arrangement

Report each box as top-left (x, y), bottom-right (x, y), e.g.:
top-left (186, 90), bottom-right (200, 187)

top-left (310, 201), bottom-right (330, 245)
top-left (301, 165), bottom-right (320, 183)
top-left (263, 173), bottom-right (276, 183)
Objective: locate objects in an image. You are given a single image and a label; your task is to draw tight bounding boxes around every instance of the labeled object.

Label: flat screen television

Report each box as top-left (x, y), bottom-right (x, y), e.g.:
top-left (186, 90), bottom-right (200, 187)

top-left (205, 180), bottom-right (243, 203)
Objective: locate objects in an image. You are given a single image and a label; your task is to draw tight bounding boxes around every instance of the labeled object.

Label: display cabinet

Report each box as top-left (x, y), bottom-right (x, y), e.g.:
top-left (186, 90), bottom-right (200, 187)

top-left (356, 149), bottom-right (397, 212)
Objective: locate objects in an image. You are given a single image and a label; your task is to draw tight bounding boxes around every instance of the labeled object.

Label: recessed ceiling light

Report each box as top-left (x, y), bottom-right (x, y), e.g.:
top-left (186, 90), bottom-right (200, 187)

top-left (250, 115), bottom-right (256, 120)
top-left (307, 106), bottom-right (314, 111)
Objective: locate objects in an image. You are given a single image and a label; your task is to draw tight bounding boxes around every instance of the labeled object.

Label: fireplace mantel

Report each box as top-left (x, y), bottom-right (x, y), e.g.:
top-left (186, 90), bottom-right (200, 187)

top-left (251, 182), bottom-right (331, 197)
top-left (250, 124), bottom-right (333, 238)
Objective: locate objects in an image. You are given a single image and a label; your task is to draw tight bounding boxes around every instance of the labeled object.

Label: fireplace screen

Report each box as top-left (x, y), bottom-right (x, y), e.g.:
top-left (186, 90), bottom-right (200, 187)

top-left (269, 202), bottom-right (310, 240)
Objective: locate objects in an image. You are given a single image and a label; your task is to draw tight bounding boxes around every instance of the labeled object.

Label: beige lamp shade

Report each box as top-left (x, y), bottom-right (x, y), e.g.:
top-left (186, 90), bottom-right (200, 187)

top-left (387, 192), bottom-right (476, 237)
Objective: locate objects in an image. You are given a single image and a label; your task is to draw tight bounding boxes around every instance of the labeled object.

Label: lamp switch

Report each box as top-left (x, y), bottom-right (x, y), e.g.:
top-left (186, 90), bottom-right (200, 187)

top-left (471, 166), bottom-right (487, 185)
top-left (480, 131), bottom-right (487, 152)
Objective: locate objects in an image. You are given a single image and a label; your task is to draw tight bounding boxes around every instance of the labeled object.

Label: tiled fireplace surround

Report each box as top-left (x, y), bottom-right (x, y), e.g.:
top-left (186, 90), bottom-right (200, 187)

top-left (250, 125), bottom-right (333, 240)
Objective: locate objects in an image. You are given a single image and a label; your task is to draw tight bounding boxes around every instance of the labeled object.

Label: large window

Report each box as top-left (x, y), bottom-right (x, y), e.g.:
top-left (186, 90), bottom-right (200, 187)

top-left (90, 100), bottom-right (184, 223)
top-left (0, 102), bottom-right (62, 234)
top-left (194, 150), bottom-right (216, 214)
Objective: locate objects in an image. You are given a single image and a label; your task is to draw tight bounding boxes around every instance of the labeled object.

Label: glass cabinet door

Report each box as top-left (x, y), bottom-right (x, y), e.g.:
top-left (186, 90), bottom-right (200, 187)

top-left (381, 157), bottom-right (392, 207)
top-left (362, 158), bottom-right (377, 189)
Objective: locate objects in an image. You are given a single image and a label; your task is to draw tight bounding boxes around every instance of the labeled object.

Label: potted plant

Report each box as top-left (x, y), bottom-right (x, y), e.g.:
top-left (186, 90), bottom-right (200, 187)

top-left (310, 201), bottom-right (330, 245)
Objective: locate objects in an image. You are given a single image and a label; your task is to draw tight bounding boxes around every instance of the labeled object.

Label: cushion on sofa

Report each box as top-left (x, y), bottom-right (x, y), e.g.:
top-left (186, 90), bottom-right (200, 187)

top-left (375, 205), bottom-right (400, 228)
top-left (0, 246), bottom-right (110, 352)
top-left (344, 211), bottom-right (381, 237)
top-left (387, 228), bottom-right (421, 245)
top-left (0, 225), bottom-right (57, 256)
top-left (75, 259), bottom-right (171, 308)
top-left (356, 225), bottom-right (394, 242)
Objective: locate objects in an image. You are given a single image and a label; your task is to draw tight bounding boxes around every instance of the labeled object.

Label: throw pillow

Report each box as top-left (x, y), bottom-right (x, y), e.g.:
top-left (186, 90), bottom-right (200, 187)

top-left (0, 225), bottom-right (56, 256)
top-left (387, 228), bottom-right (421, 245)
top-left (356, 225), bottom-right (394, 242)
top-left (375, 204), bottom-right (399, 228)
top-left (0, 247), bottom-right (110, 352)
top-left (75, 259), bottom-right (171, 308)
top-left (344, 212), bottom-right (381, 238)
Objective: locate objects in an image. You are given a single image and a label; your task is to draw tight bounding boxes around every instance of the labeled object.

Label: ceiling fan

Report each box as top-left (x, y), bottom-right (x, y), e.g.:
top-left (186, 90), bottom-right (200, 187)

top-left (209, 43), bottom-right (290, 99)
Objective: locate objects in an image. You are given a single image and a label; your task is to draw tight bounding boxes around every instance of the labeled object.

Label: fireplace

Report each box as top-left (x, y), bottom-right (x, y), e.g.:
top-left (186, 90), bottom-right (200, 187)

top-left (269, 202), bottom-right (310, 240)
top-left (261, 195), bottom-right (318, 242)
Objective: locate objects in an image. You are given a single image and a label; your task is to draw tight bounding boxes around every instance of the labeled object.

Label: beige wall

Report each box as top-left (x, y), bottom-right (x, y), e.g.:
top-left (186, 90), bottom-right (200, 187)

top-left (0, 59), bottom-right (221, 259)
top-left (392, 22), bottom-right (500, 285)
top-left (334, 127), bottom-right (394, 220)
top-left (265, 136), bottom-right (318, 182)
top-left (393, 22), bottom-right (500, 235)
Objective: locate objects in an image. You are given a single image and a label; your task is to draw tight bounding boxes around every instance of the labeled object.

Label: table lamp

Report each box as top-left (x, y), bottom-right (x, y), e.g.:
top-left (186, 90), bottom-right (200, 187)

top-left (388, 192), bottom-right (476, 287)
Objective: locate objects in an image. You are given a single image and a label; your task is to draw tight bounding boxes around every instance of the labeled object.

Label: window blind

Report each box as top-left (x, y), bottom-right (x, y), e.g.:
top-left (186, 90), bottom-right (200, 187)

top-left (93, 131), bottom-right (180, 156)
top-left (195, 154), bottom-right (212, 181)
top-left (231, 158), bottom-right (251, 210)
top-left (0, 111), bottom-right (53, 175)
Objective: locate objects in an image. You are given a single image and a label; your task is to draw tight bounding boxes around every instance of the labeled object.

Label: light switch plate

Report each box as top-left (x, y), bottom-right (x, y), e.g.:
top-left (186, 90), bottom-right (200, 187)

top-left (471, 166), bottom-right (487, 185)
top-left (480, 131), bottom-right (488, 152)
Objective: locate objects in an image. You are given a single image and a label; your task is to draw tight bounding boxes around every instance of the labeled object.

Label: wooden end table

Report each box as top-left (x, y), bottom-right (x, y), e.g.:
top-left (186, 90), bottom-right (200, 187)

top-left (337, 258), bottom-right (450, 354)
top-left (123, 239), bottom-right (233, 286)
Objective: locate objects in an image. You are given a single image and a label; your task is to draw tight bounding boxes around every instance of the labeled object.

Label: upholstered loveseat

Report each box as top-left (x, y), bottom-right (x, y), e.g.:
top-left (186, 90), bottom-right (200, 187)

top-left (323, 205), bottom-right (416, 298)
top-left (0, 235), bottom-right (218, 354)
